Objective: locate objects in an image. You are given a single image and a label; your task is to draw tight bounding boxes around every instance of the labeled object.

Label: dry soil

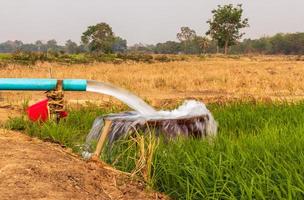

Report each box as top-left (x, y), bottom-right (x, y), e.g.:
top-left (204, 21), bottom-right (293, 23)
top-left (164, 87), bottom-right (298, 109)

top-left (0, 128), bottom-right (165, 200)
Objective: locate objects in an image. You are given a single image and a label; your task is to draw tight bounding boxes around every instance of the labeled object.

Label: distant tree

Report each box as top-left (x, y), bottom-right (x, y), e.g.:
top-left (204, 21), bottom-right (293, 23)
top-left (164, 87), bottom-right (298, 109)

top-left (229, 32), bottom-right (304, 55)
top-left (65, 40), bottom-right (79, 54)
top-left (81, 22), bottom-right (115, 53)
top-left (20, 44), bottom-right (38, 52)
top-left (177, 27), bottom-right (197, 42)
top-left (176, 27), bottom-right (198, 54)
top-left (251, 37), bottom-right (272, 54)
top-left (35, 40), bottom-right (44, 52)
top-left (77, 44), bottom-right (87, 53)
top-left (128, 43), bottom-right (154, 53)
top-left (0, 41), bottom-right (13, 53)
top-left (270, 33), bottom-right (292, 54)
top-left (46, 39), bottom-right (59, 52)
top-left (112, 37), bottom-right (127, 53)
top-left (0, 40), bottom-right (23, 53)
top-left (287, 33), bottom-right (304, 54)
top-left (154, 41), bottom-right (181, 54)
top-left (195, 36), bottom-right (210, 54)
top-left (206, 4), bottom-right (249, 54)
top-left (14, 40), bottom-right (23, 50)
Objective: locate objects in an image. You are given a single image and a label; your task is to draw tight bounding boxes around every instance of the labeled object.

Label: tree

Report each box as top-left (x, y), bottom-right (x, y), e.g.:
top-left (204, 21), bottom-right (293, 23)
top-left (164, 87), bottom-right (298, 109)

top-left (81, 22), bottom-right (115, 53)
top-left (112, 37), bottom-right (127, 53)
top-left (35, 40), bottom-right (44, 52)
top-left (177, 27), bottom-right (198, 54)
top-left (65, 40), bottom-right (79, 54)
top-left (206, 4), bottom-right (249, 54)
top-left (20, 44), bottom-right (38, 52)
top-left (128, 43), bottom-right (154, 53)
top-left (0, 40), bottom-right (23, 53)
top-left (154, 41), bottom-right (181, 54)
top-left (177, 27), bottom-right (196, 42)
top-left (195, 36), bottom-right (210, 54)
top-left (14, 40), bottom-right (23, 50)
top-left (46, 39), bottom-right (59, 52)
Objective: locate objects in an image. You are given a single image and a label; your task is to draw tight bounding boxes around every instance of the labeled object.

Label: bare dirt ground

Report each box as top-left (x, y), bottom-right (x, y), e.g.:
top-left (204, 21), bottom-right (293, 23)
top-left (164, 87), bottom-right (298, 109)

top-left (0, 106), bottom-right (21, 123)
top-left (0, 128), bottom-right (165, 200)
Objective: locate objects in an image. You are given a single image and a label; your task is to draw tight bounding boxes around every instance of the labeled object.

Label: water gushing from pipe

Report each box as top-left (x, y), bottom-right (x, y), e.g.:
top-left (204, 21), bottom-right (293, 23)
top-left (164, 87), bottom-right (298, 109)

top-left (83, 81), bottom-right (218, 159)
top-left (87, 80), bottom-right (157, 115)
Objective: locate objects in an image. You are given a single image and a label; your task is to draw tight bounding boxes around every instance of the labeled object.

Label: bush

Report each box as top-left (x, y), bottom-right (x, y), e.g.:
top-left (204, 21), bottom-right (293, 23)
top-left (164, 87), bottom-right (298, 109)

top-left (11, 51), bottom-right (48, 65)
top-left (154, 55), bottom-right (171, 62)
top-left (117, 53), bottom-right (154, 63)
top-left (3, 51), bottom-right (191, 65)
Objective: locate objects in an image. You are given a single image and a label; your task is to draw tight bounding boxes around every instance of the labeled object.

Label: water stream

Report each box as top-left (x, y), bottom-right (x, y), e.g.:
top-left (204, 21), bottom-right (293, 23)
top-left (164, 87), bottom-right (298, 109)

top-left (87, 80), bottom-right (157, 115)
top-left (86, 80), bottom-right (217, 124)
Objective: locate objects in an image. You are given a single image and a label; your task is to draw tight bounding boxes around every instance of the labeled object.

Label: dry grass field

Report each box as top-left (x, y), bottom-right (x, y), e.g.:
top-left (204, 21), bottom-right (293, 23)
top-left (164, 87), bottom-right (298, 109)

top-left (1, 55), bottom-right (304, 108)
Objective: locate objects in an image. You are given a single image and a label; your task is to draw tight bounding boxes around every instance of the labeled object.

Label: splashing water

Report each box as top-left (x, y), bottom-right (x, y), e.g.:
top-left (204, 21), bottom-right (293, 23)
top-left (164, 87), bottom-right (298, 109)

top-left (87, 81), bottom-right (216, 123)
top-left (83, 81), bottom-right (218, 159)
top-left (86, 80), bottom-right (217, 132)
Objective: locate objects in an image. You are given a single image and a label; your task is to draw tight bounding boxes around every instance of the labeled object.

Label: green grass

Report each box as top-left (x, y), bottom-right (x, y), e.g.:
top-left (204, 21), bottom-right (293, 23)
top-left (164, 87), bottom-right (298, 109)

top-left (0, 53), bottom-right (12, 60)
top-left (150, 103), bottom-right (304, 199)
top-left (0, 52), bottom-right (182, 65)
top-left (6, 102), bottom-right (304, 199)
top-left (5, 105), bottom-right (119, 151)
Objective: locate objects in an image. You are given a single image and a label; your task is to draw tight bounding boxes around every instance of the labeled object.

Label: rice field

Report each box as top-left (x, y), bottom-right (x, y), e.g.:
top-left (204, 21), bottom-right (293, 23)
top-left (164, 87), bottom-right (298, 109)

top-left (6, 101), bottom-right (304, 199)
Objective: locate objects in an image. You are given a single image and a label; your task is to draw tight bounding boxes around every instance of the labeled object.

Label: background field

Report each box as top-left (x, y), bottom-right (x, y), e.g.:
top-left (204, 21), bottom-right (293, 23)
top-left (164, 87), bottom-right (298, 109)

top-left (1, 55), bottom-right (304, 108)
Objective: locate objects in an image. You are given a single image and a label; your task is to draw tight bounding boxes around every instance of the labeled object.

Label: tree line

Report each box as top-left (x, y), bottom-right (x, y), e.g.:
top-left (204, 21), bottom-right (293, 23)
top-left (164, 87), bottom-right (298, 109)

top-left (0, 4), bottom-right (303, 55)
top-left (1, 31), bottom-right (303, 55)
top-left (0, 37), bottom-right (127, 54)
top-left (144, 32), bottom-right (304, 55)
top-left (0, 22), bottom-right (127, 54)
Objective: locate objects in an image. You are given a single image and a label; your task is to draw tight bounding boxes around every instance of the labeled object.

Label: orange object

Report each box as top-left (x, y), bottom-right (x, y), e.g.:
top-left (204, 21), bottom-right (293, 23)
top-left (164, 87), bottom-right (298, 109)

top-left (27, 99), bottom-right (49, 122)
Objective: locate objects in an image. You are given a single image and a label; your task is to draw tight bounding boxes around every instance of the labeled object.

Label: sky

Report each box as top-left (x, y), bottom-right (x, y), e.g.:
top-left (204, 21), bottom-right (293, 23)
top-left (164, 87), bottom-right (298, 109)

top-left (0, 0), bottom-right (303, 45)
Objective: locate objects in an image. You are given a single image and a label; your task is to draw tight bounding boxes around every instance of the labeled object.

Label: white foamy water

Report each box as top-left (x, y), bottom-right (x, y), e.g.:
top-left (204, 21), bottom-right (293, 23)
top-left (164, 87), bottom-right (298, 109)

top-left (86, 81), bottom-right (217, 135)
top-left (157, 100), bottom-right (213, 119)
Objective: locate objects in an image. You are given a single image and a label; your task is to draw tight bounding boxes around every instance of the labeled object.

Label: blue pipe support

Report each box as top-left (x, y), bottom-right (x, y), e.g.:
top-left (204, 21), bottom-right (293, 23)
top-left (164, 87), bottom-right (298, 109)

top-left (0, 78), bottom-right (87, 91)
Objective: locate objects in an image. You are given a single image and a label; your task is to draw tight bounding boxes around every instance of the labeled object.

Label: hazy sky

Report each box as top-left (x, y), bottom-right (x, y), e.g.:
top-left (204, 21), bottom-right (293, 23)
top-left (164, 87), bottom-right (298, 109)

top-left (0, 0), bottom-right (303, 45)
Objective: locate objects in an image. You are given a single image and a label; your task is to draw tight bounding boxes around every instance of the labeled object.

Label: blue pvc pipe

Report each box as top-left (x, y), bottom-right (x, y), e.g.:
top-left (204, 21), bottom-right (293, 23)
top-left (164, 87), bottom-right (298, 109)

top-left (0, 78), bottom-right (87, 91)
top-left (0, 78), bottom-right (57, 91)
top-left (63, 79), bottom-right (87, 91)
